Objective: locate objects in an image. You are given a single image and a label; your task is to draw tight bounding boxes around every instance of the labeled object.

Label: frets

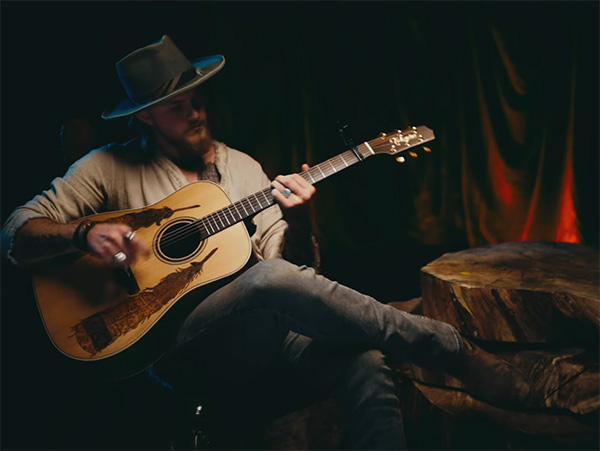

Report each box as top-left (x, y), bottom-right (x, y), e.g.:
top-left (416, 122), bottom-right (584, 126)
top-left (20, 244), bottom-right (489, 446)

top-left (185, 143), bottom-right (373, 241)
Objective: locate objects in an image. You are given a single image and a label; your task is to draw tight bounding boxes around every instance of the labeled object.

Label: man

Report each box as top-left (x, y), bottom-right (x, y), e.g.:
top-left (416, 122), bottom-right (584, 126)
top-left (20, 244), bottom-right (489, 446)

top-left (1, 35), bottom-right (531, 449)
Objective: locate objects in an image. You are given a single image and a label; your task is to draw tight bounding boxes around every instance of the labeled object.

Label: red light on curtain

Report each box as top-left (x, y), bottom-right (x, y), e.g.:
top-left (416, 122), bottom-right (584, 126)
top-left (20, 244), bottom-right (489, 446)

top-left (489, 149), bottom-right (514, 206)
top-left (555, 152), bottom-right (581, 243)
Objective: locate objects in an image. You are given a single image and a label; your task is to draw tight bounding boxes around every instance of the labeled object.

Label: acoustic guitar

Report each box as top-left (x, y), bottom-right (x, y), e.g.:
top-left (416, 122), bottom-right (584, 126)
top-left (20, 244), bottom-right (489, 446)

top-left (33, 125), bottom-right (435, 378)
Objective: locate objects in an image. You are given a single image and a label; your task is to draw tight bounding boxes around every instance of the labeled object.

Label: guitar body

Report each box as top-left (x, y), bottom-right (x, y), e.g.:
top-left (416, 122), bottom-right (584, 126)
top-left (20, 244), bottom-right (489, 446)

top-left (33, 181), bottom-right (251, 378)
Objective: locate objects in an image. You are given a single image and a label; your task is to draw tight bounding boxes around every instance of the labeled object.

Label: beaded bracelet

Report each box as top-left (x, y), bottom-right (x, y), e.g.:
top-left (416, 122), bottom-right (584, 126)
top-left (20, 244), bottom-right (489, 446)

top-left (72, 220), bottom-right (96, 252)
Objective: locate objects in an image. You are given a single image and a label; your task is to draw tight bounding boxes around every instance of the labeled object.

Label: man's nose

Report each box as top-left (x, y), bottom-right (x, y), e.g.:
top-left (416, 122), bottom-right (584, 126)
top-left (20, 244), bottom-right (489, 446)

top-left (187, 105), bottom-right (202, 120)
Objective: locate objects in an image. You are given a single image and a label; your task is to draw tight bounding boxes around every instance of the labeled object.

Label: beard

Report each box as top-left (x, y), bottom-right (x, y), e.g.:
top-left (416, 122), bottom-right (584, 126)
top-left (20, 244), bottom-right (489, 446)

top-left (156, 120), bottom-right (214, 170)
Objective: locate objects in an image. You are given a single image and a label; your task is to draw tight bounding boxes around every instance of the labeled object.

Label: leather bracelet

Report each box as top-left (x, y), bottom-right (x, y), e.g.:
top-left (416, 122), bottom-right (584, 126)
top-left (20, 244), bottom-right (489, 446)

top-left (72, 220), bottom-right (96, 252)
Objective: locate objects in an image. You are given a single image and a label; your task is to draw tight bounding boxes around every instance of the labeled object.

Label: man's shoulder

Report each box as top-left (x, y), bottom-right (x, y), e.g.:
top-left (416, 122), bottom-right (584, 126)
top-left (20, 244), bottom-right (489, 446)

top-left (76, 138), bottom-right (147, 166)
top-left (100, 137), bottom-right (147, 159)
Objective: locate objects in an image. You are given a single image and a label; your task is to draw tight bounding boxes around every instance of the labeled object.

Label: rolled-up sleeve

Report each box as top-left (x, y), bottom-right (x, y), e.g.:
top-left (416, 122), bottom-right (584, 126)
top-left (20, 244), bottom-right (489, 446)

top-left (251, 204), bottom-right (287, 261)
top-left (1, 149), bottom-right (112, 263)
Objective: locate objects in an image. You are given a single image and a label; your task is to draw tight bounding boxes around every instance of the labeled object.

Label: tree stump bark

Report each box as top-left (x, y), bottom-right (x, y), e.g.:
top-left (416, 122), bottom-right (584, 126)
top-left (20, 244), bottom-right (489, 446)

top-left (393, 242), bottom-right (599, 449)
top-left (420, 241), bottom-right (599, 344)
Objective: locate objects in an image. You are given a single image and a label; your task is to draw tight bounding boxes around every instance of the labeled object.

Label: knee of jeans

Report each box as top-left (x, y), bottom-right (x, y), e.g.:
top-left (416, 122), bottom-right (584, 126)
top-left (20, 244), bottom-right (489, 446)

top-left (243, 258), bottom-right (299, 298)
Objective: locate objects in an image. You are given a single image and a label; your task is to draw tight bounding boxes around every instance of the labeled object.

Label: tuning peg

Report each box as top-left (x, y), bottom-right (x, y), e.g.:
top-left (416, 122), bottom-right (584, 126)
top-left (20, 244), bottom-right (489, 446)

top-left (396, 156), bottom-right (406, 163)
top-left (379, 132), bottom-right (387, 138)
top-left (422, 146), bottom-right (431, 153)
top-left (408, 151), bottom-right (418, 158)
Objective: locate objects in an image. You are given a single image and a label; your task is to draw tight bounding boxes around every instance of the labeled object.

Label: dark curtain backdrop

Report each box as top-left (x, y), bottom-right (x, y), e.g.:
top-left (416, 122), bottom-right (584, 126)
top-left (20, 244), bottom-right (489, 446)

top-left (2, 1), bottom-right (597, 302)
top-left (1, 2), bottom-right (598, 449)
top-left (2, 1), bottom-right (597, 251)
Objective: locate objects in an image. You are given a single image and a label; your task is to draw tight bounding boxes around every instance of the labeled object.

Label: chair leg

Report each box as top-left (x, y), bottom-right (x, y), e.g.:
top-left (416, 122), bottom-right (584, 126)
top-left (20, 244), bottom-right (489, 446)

top-left (191, 405), bottom-right (211, 450)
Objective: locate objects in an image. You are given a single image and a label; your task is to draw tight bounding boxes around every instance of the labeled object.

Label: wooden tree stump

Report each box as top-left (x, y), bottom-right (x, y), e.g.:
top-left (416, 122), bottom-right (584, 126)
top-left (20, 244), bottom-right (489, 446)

top-left (420, 241), bottom-right (599, 343)
top-left (392, 242), bottom-right (599, 449)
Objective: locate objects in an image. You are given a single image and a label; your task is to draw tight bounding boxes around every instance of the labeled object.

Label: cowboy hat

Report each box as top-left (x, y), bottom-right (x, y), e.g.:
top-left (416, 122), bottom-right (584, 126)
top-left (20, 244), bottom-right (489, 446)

top-left (102, 35), bottom-right (225, 119)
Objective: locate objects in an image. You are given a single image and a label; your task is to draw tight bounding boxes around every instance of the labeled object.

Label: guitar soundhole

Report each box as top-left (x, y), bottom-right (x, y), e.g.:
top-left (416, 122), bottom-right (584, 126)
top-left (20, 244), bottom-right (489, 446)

top-left (154, 217), bottom-right (206, 264)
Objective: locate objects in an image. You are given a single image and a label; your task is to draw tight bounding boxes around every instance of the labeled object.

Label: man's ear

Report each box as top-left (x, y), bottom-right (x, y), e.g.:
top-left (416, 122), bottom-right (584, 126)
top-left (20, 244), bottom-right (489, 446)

top-left (135, 110), bottom-right (153, 126)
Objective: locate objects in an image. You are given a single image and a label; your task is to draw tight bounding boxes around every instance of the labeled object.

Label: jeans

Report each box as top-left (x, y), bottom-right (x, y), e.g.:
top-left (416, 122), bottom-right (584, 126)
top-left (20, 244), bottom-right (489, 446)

top-left (158, 258), bottom-right (463, 449)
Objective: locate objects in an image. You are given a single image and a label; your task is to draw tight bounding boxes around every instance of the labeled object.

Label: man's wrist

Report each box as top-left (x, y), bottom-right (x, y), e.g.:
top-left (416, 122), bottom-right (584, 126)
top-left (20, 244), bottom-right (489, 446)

top-left (72, 220), bottom-right (96, 252)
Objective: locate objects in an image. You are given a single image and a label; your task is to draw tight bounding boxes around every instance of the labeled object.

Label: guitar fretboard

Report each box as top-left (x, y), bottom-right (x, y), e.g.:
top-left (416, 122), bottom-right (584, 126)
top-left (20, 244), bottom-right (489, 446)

top-left (165, 143), bottom-right (374, 244)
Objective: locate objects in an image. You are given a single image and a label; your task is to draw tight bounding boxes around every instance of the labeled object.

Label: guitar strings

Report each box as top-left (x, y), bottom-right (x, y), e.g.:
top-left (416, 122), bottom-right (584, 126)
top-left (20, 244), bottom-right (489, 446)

top-left (157, 156), bottom-right (342, 249)
top-left (157, 188), bottom-right (272, 249)
top-left (156, 128), bottom-right (437, 249)
top-left (156, 134), bottom-right (427, 250)
top-left (157, 150), bottom-right (366, 250)
top-left (156, 144), bottom-right (392, 249)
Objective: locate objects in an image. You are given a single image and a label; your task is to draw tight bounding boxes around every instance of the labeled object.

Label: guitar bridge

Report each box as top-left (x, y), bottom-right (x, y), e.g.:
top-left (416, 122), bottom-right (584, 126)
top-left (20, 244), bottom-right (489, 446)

top-left (114, 266), bottom-right (140, 294)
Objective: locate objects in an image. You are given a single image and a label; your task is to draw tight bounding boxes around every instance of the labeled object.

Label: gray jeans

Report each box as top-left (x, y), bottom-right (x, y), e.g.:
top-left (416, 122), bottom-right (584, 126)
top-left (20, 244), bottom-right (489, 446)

top-left (159, 258), bottom-right (462, 449)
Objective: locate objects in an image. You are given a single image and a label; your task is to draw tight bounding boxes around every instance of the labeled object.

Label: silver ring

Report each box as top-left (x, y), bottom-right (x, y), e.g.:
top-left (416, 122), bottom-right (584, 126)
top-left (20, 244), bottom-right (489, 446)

top-left (124, 230), bottom-right (136, 241)
top-left (113, 251), bottom-right (127, 264)
top-left (282, 188), bottom-right (292, 198)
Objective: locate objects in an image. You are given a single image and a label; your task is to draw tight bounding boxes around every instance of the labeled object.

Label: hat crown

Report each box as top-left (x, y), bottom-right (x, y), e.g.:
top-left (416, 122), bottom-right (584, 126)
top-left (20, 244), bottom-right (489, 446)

top-left (116, 35), bottom-right (194, 104)
top-left (103, 35), bottom-right (224, 119)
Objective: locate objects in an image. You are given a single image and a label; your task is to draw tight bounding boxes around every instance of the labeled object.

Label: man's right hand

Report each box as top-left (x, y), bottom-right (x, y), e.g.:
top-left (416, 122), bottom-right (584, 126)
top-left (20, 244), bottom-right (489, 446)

top-left (86, 222), bottom-right (149, 266)
top-left (10, 218), bottom-right (149, 266)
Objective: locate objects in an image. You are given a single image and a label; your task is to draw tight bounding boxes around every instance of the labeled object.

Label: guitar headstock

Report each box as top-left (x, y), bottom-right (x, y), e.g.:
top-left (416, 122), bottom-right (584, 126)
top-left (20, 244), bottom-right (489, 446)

top-left (367, 125), bottom-right (435, 161)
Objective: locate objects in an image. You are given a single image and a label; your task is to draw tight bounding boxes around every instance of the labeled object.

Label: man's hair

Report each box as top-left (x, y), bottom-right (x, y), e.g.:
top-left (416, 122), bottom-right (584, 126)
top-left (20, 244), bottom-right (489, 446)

top-left (128, 115), bottom-right (153, 150)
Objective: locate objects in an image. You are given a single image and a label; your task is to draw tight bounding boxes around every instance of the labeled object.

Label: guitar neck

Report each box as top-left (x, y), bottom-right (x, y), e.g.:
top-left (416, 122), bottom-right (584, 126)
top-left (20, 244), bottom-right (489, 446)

top-left (195, 143), bottom-right (373, 237)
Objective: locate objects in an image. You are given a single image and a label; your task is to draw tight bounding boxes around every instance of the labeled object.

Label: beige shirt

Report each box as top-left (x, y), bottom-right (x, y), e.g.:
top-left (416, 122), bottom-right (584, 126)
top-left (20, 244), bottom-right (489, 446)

top-left (1, 139), bottom-right (288, 264)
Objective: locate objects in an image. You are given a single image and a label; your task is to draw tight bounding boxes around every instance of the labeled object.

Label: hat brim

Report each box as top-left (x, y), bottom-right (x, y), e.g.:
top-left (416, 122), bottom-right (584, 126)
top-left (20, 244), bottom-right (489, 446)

top-left (102, 55), bottom-right (225, 120)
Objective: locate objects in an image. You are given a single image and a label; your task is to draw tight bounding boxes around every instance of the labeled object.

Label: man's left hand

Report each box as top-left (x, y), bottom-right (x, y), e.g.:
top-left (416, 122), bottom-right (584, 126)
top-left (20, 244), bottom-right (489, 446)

top-left (271, 164), bottom-right (315, 230)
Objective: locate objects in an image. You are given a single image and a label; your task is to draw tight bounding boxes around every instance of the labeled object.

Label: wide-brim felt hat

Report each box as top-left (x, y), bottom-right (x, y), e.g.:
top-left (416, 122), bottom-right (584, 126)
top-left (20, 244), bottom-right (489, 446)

top-left (102, 35), bottom-right (225, 119)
